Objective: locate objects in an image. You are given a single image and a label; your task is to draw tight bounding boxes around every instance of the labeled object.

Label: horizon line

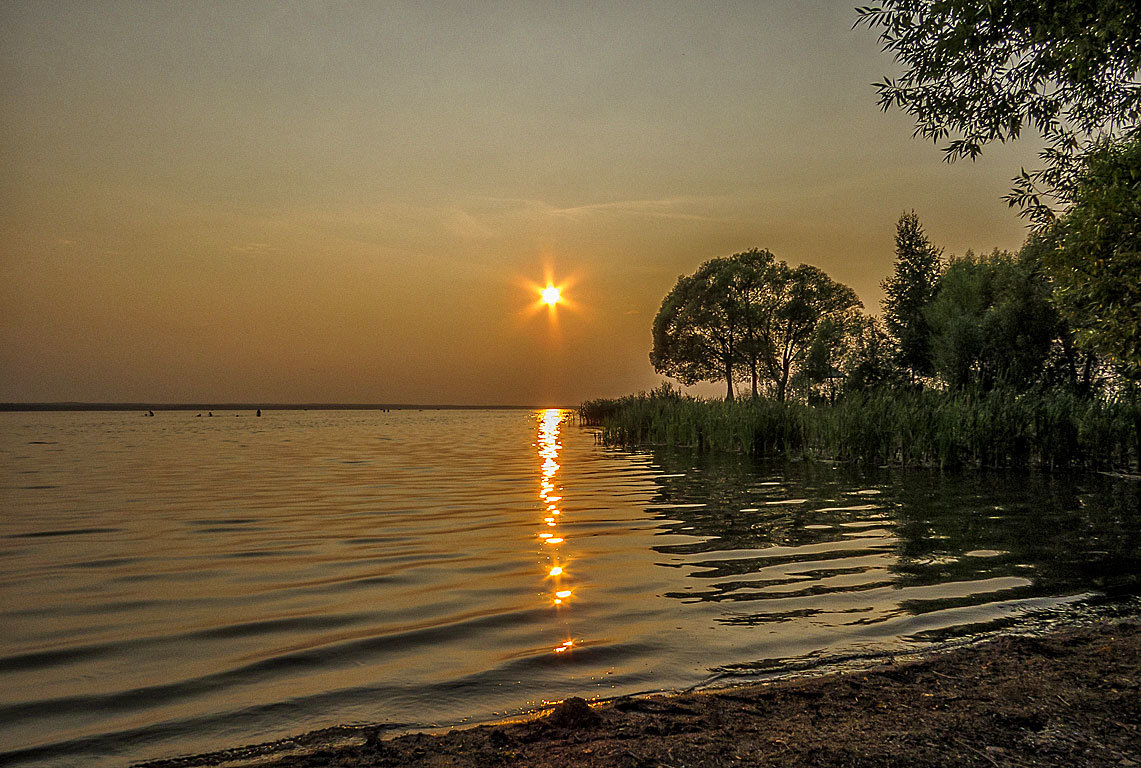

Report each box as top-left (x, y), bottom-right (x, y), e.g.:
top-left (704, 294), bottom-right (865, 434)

top-left (0, 402), bottom-right (580, 413)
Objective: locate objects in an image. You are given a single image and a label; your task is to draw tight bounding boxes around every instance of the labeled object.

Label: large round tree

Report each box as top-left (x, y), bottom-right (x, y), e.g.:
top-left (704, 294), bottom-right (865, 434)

top-left (650, 256), bottom-right (755, 401)
top-left (651, 251), bottom-right (861, 401)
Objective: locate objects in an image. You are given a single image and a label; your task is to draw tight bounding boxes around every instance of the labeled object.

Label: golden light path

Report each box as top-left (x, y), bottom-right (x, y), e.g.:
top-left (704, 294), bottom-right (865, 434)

top-left (536, 408), bottom-right (575, 655)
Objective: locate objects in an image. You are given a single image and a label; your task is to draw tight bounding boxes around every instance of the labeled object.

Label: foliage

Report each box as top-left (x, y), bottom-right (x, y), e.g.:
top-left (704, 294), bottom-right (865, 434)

top-left (763, 263), bottom-right (862, 402)
top-left (580, 382), bottom-right (686, 427)
top-left (650, 251), bottom-right (776, 401)
top-left (925, 249), bottom-right (1059, 390)
top-left (841, 314), bottom-right (902, 393)
top-left (881, 212), bottom-right (943, 379)
top-left (650, 269), bottom-right (731, 397)
top-left (1038, 136), bottom-right (1141, 380)
top-left (722, 249), bottom-right (781, 398)
top-left (650, 251), bottom-right (861, 402)
top-left (856, 0), bottom-right (1141, 222)
top-left (799, 315), bottom-right (846, 402)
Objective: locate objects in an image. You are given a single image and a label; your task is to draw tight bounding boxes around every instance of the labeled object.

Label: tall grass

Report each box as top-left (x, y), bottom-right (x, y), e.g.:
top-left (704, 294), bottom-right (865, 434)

top-left (580, 386), bottom-right (1141, 472)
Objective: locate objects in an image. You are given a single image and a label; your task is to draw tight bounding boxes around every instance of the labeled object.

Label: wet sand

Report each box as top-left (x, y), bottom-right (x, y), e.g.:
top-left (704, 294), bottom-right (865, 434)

top-left (145, 619), bottom-right (1140, 768)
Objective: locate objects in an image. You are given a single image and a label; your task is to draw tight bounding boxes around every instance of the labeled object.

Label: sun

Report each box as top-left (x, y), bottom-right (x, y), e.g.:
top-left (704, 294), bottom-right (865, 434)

top-left (520, 272), bottom-right (576, 319)
top-left (541, 285), bottom-right (561, 305)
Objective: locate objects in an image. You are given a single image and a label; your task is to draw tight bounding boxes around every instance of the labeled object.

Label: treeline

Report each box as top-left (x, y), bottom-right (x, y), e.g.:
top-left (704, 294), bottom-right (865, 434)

top-left (587, 2), bottom-right (1141, 471)
top-left (582, 198), bottom-right (1141, 471)
top-left (648, 210), bottom-right (1134, 404)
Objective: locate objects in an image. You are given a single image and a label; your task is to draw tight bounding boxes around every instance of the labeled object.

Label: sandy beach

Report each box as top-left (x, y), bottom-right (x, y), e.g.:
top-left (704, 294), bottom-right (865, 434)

top-left (140, 617), bottom-right (1140, 768)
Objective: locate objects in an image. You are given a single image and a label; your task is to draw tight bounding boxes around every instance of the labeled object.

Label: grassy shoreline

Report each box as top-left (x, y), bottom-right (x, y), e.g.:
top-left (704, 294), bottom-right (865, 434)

top-left (581, 389), bottom-right (1141, 472)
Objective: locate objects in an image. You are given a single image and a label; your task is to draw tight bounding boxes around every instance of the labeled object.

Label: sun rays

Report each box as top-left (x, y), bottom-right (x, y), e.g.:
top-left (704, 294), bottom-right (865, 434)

top-left (518, 267), bottom-right (579, 324)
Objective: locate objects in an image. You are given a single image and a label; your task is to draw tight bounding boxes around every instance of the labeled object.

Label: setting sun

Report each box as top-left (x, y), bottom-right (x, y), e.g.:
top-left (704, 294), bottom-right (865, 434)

top-left (541, 285), bottom-right (561, 305)
top-left (521, 272), bottom-right (577, 320)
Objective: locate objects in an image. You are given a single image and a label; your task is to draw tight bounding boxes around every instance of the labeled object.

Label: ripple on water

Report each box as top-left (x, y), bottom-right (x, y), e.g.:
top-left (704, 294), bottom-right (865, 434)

top-left (0, 410), bottom-right (1139, 768)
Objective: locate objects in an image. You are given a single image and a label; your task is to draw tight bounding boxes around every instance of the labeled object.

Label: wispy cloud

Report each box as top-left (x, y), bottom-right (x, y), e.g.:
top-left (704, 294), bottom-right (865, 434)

top-left (231, 242), bottom-right (280, 256)
top-left (477, 195), bottom-right (751, 224)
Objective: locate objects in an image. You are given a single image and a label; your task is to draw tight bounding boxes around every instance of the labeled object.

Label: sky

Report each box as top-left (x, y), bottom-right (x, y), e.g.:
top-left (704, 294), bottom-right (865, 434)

top-left (0, 1), bottom-right (1044, 406)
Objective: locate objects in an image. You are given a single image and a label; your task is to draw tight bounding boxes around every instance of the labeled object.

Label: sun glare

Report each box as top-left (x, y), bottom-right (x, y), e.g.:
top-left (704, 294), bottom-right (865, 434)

top-left (520, 272), bottom-right (576, 320)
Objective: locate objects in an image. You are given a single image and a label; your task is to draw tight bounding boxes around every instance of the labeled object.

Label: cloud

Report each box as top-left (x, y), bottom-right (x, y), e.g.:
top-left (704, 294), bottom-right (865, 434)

top-left (474, 194), bottom-right (754, 224)
top-left (231, 242), bottom-right (280, 256)
top-left (548, 197), bottom-right (741, 223)
top-left (444, 209), bottom-right (497, 240)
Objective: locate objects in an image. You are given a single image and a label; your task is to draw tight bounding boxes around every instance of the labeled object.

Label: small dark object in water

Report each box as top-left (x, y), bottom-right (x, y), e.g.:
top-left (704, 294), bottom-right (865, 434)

top-left (547, 697), bottom-right (600, 729)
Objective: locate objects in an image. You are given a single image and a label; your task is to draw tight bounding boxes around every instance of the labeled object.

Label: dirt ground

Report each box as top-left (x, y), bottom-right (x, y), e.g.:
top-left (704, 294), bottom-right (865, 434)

top-left (151, 620), bottom-right (1140, 768)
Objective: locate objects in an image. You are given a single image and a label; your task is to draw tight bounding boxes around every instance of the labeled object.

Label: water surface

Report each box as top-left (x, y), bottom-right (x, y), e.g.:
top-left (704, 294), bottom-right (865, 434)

top-left (1, 409), bottom-right (1138, 766)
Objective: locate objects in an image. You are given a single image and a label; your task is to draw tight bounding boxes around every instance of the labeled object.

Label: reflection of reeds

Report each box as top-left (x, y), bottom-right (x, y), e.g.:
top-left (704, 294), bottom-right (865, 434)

top-left (580, 389), bottom-right (1141, 472)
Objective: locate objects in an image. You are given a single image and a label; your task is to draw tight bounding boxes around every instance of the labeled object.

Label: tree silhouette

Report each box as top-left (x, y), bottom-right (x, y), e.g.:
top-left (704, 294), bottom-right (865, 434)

top-left (882, 212), bottom-right (943, 382)
top-left (651, 252), bottom-right (860, 401)
top-left (651, 258), bottom-right (751, 400)
top-left (764, 263), bottom-right (862, 402)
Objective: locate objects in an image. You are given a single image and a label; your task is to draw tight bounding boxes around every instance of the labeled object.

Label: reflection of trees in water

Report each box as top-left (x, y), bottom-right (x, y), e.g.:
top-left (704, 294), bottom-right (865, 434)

top-left (642, 447), bottom-right (1141, 624)
top-left (889, 472), bottom-right (1141, 600)
top-left (646, 449), bottom-right (870, 555)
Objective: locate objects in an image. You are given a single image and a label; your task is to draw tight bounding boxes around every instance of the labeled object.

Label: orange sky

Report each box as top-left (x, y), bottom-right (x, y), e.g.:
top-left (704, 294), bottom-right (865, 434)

top-left (1, 2), bottom-right (1041, 405)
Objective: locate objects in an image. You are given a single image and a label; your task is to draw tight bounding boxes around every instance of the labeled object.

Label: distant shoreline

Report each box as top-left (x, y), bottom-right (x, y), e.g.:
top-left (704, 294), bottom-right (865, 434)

top-left (0, 403), bottom-right (556, 412)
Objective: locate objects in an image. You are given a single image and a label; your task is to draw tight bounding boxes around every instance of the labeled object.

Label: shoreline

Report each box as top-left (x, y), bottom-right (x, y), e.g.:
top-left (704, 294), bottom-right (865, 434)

top-left (141, 616), bottom-right (1141, 768)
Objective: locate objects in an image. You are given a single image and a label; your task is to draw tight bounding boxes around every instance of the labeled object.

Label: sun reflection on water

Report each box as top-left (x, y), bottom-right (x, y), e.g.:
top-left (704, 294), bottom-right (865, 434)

top-left (536, 408), bottom-right (576, 654)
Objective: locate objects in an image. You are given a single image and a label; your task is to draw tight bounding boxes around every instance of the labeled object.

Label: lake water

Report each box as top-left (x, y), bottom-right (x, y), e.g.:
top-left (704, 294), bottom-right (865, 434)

top-left (1, 409), bottom-right (1139, 766)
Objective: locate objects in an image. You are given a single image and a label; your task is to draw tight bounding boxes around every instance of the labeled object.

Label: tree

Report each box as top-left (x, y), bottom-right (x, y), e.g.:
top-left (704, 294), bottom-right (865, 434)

top-left (857, 1), bottom-right (1141, 222)
top-left (1039, 136), bottom-right (1141, 380)
top-left (925, 249), bottom-right (1059, 390)
top-left (881, 212), bottom-right (943, 380)
top-left (650, 252), bottom-right (861, 402)
top-left (842, 314), bottom-right (900, 392)
top-left (1020, 233), bottom-right (1102, 393)
top-left (799, 314), bottom-right (857, 403)
top-left (761, 263), bottom-right (862, 402)
top-left (723, 249), bottom-right (779, 399)
top-left (651, 257), bottom-right (758, 400)
top-left (651, 271), bottom-right (734, 400)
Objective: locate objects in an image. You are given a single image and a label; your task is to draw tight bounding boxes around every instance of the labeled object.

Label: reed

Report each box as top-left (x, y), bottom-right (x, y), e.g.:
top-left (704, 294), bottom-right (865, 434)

top-left (580, 387), bottom-right (1141, 472)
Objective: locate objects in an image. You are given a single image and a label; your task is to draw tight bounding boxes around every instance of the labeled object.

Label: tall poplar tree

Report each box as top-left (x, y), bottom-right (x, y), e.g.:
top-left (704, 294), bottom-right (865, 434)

top-left (881, 212), bottom-right (943, 381)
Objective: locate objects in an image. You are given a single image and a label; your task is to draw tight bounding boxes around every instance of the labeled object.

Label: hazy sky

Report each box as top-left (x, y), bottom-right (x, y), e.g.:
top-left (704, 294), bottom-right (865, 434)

top-left (1, 1), bottom-right (1042, 405)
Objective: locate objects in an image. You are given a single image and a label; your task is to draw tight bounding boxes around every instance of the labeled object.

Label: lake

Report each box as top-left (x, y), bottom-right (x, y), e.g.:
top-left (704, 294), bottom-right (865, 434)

top-left (1, 409), bottom-right (1138, 766)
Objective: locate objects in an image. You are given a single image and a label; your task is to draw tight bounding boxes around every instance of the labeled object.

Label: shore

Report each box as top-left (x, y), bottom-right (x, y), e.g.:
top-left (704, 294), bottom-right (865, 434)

top-left (149, 618), bottom-right (1140, 768)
